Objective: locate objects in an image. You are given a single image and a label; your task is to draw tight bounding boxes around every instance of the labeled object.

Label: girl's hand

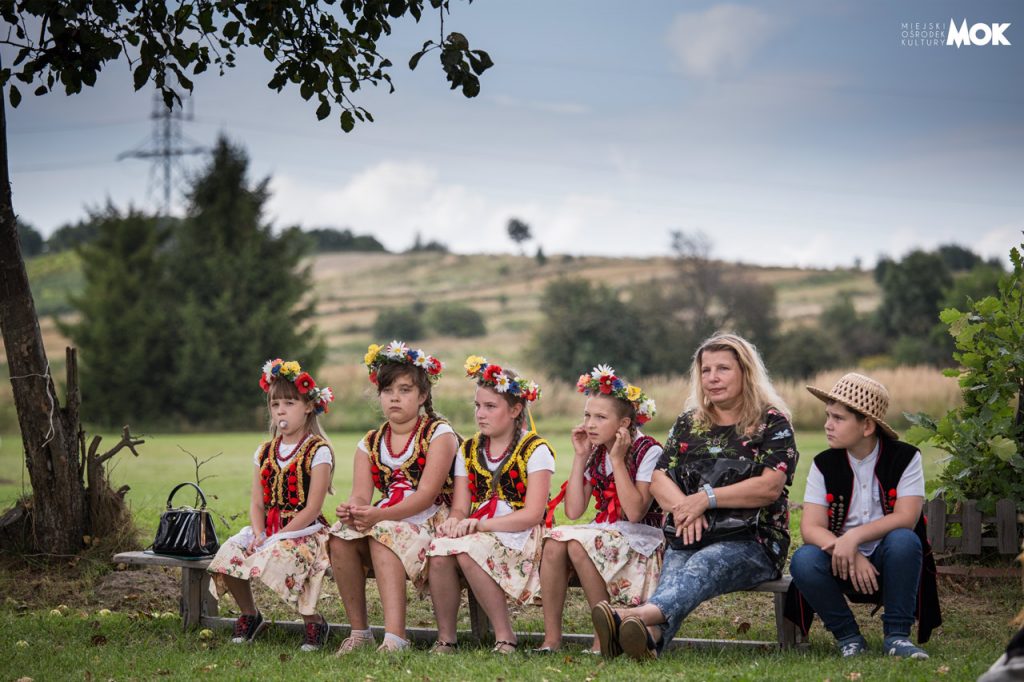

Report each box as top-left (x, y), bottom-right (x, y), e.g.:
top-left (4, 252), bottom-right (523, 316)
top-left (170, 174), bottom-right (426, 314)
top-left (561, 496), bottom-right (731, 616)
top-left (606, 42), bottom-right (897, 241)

top-left (350, 505), bottom-right (382, 533)
top-left (335, 502), bottom-right (353, 524)
top-left (570, 424), bottom-right (591, 457)
top-left (244, 532), bottom-right (264, 556)
top-left (608, 427), bottom-right (630, 461)
top-left (436, 517), bottom-right (461, 538)
top-left (454, 517), bottom-right (480, 537)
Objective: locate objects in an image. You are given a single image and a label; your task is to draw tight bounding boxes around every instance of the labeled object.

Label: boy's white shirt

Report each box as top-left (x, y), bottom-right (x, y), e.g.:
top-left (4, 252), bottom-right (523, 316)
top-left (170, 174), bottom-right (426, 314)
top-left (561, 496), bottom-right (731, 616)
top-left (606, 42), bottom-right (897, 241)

top-left (803, 440), bottom-right (925, 556)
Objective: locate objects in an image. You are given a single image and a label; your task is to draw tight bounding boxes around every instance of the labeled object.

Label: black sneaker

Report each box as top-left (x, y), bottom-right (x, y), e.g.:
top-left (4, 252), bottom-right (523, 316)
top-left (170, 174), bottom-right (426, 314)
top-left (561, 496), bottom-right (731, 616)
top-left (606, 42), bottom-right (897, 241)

top-left (301, 619), bottom-right (330, 652)
top-left (231, 611), bottom-right (266, 644)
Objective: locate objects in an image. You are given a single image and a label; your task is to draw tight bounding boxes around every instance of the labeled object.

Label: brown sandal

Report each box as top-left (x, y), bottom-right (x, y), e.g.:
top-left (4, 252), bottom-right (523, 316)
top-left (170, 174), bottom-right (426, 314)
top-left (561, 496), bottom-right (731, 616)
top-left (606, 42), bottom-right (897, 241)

top-left (492, 640), bottom-right (518, 654)
top-left (431, 640), bottom-right (459, 654)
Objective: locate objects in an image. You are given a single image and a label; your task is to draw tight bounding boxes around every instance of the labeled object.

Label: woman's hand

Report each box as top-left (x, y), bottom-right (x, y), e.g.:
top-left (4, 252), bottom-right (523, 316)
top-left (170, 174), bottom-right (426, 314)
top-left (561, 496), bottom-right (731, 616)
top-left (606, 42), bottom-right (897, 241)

top-left (350, 505), bottom-right (383, 533)
top-left (608, 427), bottom-right (630, 461)
top-left (570, 423), bottom-right (591, 457)
top-left (669, 492), bottom-right (710, 531)
top-left (675, 515), bottom-right (708, 546)
top-left (244, 532), bottom-right (265, 556)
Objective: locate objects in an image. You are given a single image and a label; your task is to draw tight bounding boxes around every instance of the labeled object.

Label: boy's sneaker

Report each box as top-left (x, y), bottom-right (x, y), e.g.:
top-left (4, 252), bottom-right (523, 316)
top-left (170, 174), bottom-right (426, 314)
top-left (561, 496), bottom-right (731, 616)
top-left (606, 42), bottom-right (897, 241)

top-left (300, 619), bottom-right (330, 652)
top-left (231, 612), bottom-right (266, 644)
top-left (885, 636), bottom-right (929, 660)
top-left (838, 634), bottom-right (868, 658)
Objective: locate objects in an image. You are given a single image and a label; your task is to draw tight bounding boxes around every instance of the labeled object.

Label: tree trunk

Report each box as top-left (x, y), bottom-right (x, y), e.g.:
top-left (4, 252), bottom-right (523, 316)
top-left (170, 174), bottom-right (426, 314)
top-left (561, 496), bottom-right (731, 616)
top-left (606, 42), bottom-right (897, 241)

top-left (0, 68), bottom-right (87, 555)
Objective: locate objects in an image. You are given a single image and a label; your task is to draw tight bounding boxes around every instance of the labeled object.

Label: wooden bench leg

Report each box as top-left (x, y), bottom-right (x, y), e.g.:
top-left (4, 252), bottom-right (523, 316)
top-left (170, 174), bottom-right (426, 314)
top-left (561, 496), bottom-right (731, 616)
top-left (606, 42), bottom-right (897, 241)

top-left (181, 567), bottom-right (205, 631)
top-left (201, 572), bottom-right (219, 619)
top-left (773, 591), bottom-right (793, 649)
top-left (467, 589), bottom-right (490, 644)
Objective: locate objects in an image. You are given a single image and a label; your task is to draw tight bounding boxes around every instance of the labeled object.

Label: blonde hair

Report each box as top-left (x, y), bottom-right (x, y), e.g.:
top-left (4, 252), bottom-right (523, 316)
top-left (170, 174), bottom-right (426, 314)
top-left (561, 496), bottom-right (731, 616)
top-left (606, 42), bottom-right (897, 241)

top-left (685, 332), bottom-right (790, 436)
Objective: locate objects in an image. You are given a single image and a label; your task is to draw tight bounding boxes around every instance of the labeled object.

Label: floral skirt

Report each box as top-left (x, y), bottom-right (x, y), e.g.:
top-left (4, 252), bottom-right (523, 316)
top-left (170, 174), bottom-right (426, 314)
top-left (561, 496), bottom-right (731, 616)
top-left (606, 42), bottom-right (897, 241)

top-left (545, 524), bottom-right (664, 606)
top-left (328, 506), bottom-right (449, 590)
top-left (427, 525), bottom-right (544, 604)
top-left (207, 526), bottom-right (330, 616)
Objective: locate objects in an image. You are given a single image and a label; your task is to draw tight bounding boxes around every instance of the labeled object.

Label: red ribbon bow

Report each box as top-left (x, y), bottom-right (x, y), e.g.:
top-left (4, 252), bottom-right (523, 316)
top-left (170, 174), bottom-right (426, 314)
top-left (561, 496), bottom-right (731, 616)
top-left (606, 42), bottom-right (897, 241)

top-left (379, 470), bottom-right (412, 508)
top-left (545, 481), bottom-right (569, 528)
top-left (594, 482), bottom-right (620, 524)
top-left (265, 507), bottom-right (282, 537)
top-left (471, 495), bottom-right (500, 521)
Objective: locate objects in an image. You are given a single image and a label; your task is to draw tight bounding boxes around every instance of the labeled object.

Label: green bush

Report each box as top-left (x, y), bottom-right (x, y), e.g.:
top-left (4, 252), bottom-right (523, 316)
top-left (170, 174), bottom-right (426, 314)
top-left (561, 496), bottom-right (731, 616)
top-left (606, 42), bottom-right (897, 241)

top-left (373, 307), bottom-right (424, 340)
top-left (424, 302), bottom-right (486, 338)
top-left (905, 239), bottom-right (1024, 515)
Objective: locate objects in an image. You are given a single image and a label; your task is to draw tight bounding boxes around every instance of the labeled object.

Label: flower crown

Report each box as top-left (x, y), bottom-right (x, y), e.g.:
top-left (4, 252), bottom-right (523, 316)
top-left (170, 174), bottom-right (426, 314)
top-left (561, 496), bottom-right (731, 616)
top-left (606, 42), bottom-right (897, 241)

top-left (464, 355), bottom-right (540, 402)
top-left (364, 340), bottom-right (443, 385)
top-left (576, 364), bottom-right (656, 425)
top-left (259, 358), bottom-right (335, 415)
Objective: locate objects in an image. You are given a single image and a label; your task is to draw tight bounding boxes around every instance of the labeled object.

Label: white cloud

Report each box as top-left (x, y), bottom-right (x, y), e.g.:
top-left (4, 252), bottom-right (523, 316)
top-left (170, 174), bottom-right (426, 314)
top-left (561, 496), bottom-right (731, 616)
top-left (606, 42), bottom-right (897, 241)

top-left (266, 160), bottom-right (670, 256)
top-left (666, 4), bottom-right (783, 79)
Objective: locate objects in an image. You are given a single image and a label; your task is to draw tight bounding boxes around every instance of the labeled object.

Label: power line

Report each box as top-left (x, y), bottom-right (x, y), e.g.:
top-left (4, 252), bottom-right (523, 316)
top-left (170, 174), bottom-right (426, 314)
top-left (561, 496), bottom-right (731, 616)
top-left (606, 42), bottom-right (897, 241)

top-left (117, 91), bottom-right (207, 215)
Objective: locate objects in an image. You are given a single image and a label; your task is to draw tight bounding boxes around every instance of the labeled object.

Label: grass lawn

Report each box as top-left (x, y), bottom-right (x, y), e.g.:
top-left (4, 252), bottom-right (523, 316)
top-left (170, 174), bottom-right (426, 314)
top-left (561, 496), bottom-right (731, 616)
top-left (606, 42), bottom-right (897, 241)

top-left (0, 430), bottom-right (1017, 681)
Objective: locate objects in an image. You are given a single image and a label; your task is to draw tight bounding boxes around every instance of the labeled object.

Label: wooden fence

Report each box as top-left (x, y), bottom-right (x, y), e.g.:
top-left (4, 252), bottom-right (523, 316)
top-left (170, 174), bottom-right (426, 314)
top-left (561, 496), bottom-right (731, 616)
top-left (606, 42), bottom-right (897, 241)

top-left (925, 495), bottom-right (1021, 555)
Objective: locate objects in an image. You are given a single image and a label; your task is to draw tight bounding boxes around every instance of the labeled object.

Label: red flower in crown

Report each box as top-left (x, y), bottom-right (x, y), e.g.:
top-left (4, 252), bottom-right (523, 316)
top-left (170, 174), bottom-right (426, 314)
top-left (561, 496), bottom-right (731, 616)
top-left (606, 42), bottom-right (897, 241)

top-left (294, 372), bottom-right (316, 394)
top-left (369, 370), bottom-right (378, 385)
top-left (482, 364), bottom-right (503, 382)
top-left (427, 357), bottom-right (442, 375)
top-left (259, 374), bottom-right (271, 392)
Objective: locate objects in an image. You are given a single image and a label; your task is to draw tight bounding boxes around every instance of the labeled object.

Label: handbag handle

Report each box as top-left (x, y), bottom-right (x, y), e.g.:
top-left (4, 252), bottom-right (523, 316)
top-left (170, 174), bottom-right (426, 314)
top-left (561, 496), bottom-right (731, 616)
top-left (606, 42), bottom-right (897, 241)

top-left (166, 481), bottom-right (209, 510)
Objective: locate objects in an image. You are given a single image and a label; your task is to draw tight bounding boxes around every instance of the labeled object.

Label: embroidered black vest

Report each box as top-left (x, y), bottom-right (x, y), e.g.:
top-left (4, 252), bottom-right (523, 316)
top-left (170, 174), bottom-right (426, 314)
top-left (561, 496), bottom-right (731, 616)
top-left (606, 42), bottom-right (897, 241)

top-left (464, 432), bottom-right (553, 511)
top-left (785, 437), bottom-right (942, 643)
top-left (585, 435), bottom-right (663, 526)
top-left (257, 434), bottom-right (331, 525)
top-left (365, 416), bottom-right (455, 506)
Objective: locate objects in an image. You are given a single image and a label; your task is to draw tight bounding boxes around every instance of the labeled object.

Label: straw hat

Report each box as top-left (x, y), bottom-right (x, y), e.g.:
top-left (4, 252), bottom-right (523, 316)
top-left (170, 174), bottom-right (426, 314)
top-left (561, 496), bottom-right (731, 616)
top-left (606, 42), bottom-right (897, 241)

top-left (806, 373), bottom-right (898, 440)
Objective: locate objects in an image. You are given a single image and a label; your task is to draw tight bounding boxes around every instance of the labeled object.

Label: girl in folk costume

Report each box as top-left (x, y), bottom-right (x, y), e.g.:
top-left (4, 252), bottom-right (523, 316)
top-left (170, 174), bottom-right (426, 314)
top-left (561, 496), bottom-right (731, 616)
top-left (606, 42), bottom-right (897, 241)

top-left (208, 359), bottom-right (336, 651)
top-left (328, 341), bottom-right (457, 654)
top-left (538, 365), bottom-right (663, 654)
top-left (427, 356), bottom-right (554, 654)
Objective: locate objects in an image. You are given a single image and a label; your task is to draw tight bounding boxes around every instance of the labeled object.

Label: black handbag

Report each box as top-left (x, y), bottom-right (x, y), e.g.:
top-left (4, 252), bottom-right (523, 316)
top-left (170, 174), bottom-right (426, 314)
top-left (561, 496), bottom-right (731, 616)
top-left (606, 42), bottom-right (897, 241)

top-left (151, 482), bottom-right (220, 558)
top-left (663, 457), bottom-right (763, 550)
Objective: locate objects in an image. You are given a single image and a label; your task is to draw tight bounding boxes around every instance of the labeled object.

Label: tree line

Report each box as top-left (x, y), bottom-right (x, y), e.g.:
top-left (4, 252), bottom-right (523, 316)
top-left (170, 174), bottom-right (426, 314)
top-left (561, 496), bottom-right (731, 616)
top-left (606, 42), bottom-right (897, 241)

top-left (532, 234), bottom-right (1003, 382)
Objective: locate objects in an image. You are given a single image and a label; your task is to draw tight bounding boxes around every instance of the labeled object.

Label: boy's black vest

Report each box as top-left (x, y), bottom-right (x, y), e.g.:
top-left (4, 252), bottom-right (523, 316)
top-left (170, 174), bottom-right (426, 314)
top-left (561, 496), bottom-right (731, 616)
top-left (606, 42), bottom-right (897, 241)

top-left (784, 437), bottom-right (941, 643)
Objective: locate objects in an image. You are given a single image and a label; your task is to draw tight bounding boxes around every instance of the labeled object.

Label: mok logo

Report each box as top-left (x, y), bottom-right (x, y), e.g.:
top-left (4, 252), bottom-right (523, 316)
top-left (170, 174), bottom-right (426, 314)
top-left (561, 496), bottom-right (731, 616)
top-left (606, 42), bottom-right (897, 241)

top-left (946, 19), bottom-right (1011, 47)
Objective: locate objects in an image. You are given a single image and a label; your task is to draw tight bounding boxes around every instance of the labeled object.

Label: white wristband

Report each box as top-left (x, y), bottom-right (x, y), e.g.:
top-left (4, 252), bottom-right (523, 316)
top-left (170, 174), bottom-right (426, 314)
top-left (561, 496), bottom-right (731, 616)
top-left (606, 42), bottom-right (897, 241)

top-left (702, 483), bottom-right (717, 509)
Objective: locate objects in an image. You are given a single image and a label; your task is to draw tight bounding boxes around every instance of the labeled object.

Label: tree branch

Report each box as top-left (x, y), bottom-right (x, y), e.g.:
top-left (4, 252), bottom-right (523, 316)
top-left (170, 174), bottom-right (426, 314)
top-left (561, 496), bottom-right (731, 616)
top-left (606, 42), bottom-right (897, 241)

top-left (94, 426), bottom-right (144, 465)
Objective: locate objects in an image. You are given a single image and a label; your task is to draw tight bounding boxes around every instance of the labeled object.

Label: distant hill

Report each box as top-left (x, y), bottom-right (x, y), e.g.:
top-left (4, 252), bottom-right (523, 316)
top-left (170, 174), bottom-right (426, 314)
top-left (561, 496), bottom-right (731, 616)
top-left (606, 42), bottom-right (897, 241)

top-left (19, 249), bottom-right (879, 372)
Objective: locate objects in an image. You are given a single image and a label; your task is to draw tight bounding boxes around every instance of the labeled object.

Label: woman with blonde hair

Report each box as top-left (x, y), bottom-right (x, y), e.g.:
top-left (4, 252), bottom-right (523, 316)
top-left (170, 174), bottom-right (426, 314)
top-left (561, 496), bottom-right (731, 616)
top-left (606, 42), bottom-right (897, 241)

top-left (591, 332), bottom-right (799, 660)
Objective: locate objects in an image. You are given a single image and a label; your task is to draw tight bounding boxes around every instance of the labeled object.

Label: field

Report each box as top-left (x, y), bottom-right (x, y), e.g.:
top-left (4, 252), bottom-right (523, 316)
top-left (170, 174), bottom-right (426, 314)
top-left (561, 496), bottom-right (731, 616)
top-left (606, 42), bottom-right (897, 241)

top-left (1, 252), bottom-right (1012, 681)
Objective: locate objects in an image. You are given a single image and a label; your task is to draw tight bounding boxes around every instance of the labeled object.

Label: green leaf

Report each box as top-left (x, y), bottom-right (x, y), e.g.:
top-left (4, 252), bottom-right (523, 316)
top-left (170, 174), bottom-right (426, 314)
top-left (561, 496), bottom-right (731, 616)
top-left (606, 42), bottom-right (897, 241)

top-left (340, 109), bottom-right (354, 132)
top-left (223, 21), bottom-right (240, 39)
top-left (408, 49), bottom-right (426, 71)
top-left (133, 63), bottom-right (152, 91)
top-left (989, 435), bottom-right (1017, 462)
top-left (8, 84), bottom-right (20, 108)
top-left (939, 308), bottom-right (964, 325)
top-left (902, 425), bottom-right (935, 445)
top-left (315, 100), bottom-right (330, 121)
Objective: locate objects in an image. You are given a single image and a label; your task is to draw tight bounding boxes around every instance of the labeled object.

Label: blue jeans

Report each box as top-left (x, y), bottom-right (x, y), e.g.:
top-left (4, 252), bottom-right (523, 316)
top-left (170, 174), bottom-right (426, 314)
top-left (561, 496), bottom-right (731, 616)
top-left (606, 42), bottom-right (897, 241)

top-left (648, 540), bottom-right (777, 652)
top-left (789, 528), bottom-right (922, 641)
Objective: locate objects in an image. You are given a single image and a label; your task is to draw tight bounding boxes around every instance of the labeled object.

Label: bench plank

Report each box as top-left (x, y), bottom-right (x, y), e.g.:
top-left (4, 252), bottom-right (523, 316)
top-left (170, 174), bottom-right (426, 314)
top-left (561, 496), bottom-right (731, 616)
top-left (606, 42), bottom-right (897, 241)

top-left (113, 551), bottom-right (802, 648)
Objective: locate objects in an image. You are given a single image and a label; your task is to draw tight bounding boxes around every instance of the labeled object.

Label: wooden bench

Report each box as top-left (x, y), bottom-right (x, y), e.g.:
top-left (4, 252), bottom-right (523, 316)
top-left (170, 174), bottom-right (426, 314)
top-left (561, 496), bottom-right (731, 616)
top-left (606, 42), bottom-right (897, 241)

top-left (113, 550), bottom-right (804, 649)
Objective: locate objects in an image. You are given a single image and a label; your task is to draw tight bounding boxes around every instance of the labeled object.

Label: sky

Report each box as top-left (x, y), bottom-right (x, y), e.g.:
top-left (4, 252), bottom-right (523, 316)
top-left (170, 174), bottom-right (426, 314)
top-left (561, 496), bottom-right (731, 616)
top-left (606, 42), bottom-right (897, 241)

top-left (5, 0), bottom-right (1024, 267)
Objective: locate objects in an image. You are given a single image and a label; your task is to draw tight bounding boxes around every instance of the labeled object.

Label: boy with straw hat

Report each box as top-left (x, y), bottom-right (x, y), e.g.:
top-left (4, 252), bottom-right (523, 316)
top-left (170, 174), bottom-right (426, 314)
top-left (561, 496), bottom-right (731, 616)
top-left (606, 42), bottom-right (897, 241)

top-left (785, 373), bottom-right (941, 659)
